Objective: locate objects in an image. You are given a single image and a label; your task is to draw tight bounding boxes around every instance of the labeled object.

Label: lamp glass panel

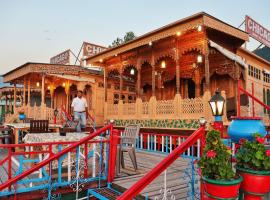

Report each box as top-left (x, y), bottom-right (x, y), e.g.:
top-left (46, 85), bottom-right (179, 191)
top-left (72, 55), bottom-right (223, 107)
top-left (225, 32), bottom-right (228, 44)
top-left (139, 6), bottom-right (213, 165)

top-left (217, 101), bottom-right (224, 115)
top-left (210, 101), bottom-right (217, 115)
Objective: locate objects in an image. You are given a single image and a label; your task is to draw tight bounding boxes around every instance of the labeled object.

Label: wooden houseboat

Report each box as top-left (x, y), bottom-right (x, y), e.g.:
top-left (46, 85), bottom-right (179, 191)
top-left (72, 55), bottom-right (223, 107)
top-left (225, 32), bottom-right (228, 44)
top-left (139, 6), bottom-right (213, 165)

top-left (85, 12), bottom-right (270, 130)
top-left (1, 62), bottom-right (106, 125)
top-left (1, 11), bottom-right (270, 200)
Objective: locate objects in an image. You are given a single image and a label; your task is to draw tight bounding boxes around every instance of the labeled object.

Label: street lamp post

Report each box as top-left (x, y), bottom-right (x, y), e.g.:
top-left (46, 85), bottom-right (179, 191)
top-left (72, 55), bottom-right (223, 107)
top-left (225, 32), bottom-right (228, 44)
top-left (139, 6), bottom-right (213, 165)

top-left (209, 91), bottom-right (225, 137)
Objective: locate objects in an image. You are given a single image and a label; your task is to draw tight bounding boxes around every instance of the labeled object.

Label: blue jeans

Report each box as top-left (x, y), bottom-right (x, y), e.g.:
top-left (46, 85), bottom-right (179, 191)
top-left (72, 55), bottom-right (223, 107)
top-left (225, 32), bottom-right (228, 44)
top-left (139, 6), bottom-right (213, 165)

top-left (74, 112), bottom-right (86, 132)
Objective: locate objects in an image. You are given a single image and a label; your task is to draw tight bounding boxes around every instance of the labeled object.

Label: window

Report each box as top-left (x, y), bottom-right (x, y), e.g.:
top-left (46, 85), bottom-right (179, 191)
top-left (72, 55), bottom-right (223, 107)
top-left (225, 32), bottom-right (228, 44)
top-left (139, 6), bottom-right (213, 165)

top-left (263, 73), bottom-right (270, 83)
top-left (248, 65), bottom-right (261, 80)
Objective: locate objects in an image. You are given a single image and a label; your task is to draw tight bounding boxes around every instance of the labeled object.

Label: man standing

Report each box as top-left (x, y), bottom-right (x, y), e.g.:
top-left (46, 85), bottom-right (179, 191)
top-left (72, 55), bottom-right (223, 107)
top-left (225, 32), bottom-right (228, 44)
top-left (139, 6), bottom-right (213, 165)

top-left (71, 90), bottom-right (88, 132)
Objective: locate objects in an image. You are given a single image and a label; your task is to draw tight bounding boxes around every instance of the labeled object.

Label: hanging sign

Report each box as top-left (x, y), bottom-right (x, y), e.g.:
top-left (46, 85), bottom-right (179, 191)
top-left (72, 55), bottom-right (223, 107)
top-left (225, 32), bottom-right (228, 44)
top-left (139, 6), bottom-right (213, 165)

top-left (245, 15), bottom-right (270, 48)
top-left (82, 42), bottom-right (107, 58)
top-left (50, 49), bottom-right (71, 65)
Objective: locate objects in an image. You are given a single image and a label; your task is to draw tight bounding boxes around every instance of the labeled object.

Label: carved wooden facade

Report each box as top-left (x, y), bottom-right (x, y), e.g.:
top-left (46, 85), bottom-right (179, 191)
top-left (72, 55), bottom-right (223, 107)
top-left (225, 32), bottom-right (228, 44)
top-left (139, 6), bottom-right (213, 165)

top-left (85, 12), bottom-right (251, 127)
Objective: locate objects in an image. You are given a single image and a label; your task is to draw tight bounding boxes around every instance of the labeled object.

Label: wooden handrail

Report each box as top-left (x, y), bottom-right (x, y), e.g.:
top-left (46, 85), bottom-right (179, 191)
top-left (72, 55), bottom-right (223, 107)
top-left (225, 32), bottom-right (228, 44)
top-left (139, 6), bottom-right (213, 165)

top-left (0, 124), bottom-right (113, 191)
top-left (237, 80), bottom-right (270, 117)
top-left (117, 126), bottom-right (205, 200)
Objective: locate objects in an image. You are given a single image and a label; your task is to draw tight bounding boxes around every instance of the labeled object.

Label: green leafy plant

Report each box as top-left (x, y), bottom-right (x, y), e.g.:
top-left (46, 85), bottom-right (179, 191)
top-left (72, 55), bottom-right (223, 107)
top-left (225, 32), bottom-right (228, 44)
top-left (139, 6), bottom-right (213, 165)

top-left (236, 133), bottom-right (270, 171)
top-left (198, 130), bottom-right (235, 180)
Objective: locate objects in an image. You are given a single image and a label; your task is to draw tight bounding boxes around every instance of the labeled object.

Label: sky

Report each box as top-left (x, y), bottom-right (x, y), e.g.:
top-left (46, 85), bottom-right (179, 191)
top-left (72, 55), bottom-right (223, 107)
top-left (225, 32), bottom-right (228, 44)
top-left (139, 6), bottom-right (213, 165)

top-left (0, 0), bottom-right (270, 75)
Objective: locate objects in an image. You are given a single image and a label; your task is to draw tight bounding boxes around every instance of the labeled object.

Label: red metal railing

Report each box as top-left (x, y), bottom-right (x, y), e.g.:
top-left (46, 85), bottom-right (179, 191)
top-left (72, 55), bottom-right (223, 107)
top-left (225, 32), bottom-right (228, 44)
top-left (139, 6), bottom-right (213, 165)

top-left (237, 80), bottom-right (270, 117)
top-left (61, 105), bottom-right (72, 122)
top-left (0, 124), bottom-right (117, 192)
top-left (117, 126), bottom-right (205, 200)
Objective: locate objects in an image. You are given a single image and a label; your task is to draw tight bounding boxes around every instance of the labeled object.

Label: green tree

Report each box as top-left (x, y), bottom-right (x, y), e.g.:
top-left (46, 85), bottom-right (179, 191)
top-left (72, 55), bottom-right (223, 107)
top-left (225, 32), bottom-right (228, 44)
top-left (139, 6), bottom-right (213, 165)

top-left (109, 31), bottom-right (136, 48)
top-left (123, 31), bottom-right (136, 43)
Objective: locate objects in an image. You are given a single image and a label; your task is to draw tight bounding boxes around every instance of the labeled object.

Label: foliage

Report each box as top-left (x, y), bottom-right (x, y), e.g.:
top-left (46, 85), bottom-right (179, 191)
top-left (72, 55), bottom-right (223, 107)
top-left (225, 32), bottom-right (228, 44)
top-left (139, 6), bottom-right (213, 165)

top-left (109, 31), bottom-right (136, 48)
top-left (198, 130), bottom-right (235, 180)
top-left (236, 134), bottom-right (270, 171)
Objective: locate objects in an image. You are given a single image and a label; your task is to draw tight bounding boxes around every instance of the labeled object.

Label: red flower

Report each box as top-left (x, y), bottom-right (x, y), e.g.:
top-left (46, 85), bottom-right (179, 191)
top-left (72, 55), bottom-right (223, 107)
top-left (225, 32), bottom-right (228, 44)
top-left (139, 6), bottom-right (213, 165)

top-left (206, 150), bottom-right (216, 158)
top-left (239, 138), bottom-right (247, 145)
top-left (197, 168), bottom-right (202, 176)
top-left (266, 150), bottom-right (270, 157)
top-left (256, 137), bottom-right (265, 144)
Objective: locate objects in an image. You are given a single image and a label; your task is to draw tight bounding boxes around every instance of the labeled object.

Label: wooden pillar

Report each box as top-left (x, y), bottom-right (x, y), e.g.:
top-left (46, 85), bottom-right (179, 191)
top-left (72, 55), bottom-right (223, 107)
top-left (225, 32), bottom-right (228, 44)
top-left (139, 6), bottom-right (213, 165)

top-left (120, 68), bottom-right (123, 97)
top-left (204, 41), bottom-right (210, 92)
top-left (175, 42), bottom-right (181, 94)
top-left (5, 94), bottom-right (8, 114)
top-left (13, 82), bottom-right (17, 111)
top-left (235, 63), bottom-right (240, 113)
top-left (104, 68), bottom-right (108, 102)
top-left (23, 77), bottom-right (26, 106)
top-left (151, 52), bottom-right (156, 97)
top-left (27, 79), bottom-right (31, 108)
top-left (137, 66), bottom-right (141, 98)
top-left (41, 74), bottom-right (45, 106)
top-left (194, 69), bottom-right (201, 97)
top-left (49, 86), bottom-right (54, 109)
top-left (66, 81), bottom-right (70, 113)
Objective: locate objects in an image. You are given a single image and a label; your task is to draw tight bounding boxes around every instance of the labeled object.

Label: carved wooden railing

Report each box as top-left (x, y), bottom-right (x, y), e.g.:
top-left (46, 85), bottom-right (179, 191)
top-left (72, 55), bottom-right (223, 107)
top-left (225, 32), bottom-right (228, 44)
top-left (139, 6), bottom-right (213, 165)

top-left (5, 105), bottom-right (62, 123)
top-left (105, 92), bottom-right (220, 122)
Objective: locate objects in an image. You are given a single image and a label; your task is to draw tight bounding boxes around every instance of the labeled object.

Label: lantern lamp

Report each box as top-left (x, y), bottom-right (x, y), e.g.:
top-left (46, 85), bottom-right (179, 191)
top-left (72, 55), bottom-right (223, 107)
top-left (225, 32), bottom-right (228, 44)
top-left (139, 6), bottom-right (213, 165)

top-left (209, 91), bottom-right (225, 120)
top-left (130, 68), bottom-right (135, 75)
top-left (36, 82), bottom-right (40, 87)
top-left (209, 91), bottom-right (225, 136)
top-left (197, 55), bottom-right (203, 63)
top-left (161, 61), bottom-right (166, 69)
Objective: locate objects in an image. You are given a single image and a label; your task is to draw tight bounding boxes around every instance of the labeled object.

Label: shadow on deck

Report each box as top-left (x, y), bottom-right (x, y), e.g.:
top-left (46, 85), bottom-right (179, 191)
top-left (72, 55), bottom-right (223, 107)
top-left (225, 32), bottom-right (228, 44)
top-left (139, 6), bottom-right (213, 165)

top-left (113, 150), bottom-right (199, 200)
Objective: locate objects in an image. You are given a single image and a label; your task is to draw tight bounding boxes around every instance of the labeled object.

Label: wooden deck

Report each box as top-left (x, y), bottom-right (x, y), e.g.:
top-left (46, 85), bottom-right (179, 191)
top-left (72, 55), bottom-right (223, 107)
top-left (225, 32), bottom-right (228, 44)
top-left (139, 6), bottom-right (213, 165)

top-left (0, 148), bottom-right (199, 199)
top-left (113, 150), bottom-right (199, 200)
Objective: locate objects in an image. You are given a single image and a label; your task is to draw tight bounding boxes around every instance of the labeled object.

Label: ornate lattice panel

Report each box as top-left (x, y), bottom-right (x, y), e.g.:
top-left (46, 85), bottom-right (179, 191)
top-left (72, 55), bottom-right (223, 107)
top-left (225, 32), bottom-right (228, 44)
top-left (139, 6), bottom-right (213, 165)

top-left (123, 103), bottom-right (136, 115)
top-left (107, 104), bottom-right (118, 116)
top-left (142, 102), bottom-right (149, 115)
top-left (156, 100), bottom-right (175, 116)
top-left (181, 97), bottom-right (204, 117)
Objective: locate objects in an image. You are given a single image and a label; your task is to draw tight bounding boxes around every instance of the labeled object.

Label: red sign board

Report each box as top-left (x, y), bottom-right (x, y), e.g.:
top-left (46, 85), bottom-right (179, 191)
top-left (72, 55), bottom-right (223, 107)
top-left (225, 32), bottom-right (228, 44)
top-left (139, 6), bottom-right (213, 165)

top-left (82, 42), bottom-right (107, 58)
top-left (245, 15), bottom-right (270, 48)
top-left (50, 49), bottom-right (70, 65)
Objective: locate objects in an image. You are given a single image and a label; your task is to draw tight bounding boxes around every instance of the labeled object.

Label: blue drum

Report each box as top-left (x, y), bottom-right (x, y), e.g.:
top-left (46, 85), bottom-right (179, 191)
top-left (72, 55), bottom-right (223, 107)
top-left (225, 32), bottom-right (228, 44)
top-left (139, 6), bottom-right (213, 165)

top-left (19, 113), bottom-right (26, 120)
top-left (228, 117), bottom-right (267, 142)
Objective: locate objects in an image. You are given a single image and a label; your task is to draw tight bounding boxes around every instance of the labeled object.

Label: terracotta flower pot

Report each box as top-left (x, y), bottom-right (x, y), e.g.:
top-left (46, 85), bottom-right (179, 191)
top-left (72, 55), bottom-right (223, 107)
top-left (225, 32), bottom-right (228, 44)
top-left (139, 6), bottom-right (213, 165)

top-left (237, 167), bottom-right (270, 200)
top-left (202, 176), bottom-right (243, 199)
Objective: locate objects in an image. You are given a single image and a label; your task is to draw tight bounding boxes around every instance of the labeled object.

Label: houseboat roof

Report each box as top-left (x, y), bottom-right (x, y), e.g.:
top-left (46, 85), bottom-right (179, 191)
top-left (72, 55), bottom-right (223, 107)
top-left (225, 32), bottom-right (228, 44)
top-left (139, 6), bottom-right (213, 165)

top-left (2, 62), bottom-right (103, 83)
top-left (85, 12), bottom-right (249, 64)
top-left (238, 47), bottom-right (270, 67)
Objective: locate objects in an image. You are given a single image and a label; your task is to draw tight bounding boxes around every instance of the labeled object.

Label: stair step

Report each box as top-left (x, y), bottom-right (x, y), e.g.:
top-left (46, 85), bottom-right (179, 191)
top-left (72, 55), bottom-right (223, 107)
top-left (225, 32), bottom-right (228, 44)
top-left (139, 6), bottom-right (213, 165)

top-left (88, 187), bottom-right (120, 200)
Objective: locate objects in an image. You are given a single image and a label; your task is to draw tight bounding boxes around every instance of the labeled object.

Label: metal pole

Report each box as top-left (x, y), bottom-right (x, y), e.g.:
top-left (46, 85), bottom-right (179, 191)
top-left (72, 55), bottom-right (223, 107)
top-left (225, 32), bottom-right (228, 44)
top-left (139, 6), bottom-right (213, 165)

top-left (74, 43), bottom-right (84, 65)
top-left (237, 80), bottom-right (241, 117)
top-left (252, 82), bottom-right (255, 117)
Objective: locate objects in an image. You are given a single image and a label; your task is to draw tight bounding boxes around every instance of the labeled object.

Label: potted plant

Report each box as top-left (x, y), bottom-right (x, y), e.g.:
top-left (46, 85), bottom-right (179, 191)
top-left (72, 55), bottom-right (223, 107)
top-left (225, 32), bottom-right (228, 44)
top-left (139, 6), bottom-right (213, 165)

top-left (198, 130), bottom-right (242, 199)
top-left (236, 134), bottom-right (270, 200)
top-left (18, 109), bottom-right (26, 120)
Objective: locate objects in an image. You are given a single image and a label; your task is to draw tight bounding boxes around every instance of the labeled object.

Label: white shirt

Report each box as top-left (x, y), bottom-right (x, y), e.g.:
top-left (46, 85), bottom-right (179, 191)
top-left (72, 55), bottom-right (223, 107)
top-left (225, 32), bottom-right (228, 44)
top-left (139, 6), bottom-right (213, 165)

top-left (71, 97), bottom-right (88, 112)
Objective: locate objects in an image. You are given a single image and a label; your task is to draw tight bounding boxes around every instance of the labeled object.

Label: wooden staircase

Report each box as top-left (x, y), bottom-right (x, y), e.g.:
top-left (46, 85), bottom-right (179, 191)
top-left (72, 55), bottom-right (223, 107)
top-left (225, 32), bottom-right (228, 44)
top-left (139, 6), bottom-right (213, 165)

top-left (88, 149), bottom-right (200, 200)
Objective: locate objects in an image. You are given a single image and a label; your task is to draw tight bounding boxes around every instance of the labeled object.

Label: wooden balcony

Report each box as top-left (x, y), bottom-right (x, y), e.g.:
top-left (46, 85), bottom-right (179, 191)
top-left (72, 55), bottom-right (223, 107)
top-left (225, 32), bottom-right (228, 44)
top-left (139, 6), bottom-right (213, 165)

top-left (105, 91), bottom-right (228, 130)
